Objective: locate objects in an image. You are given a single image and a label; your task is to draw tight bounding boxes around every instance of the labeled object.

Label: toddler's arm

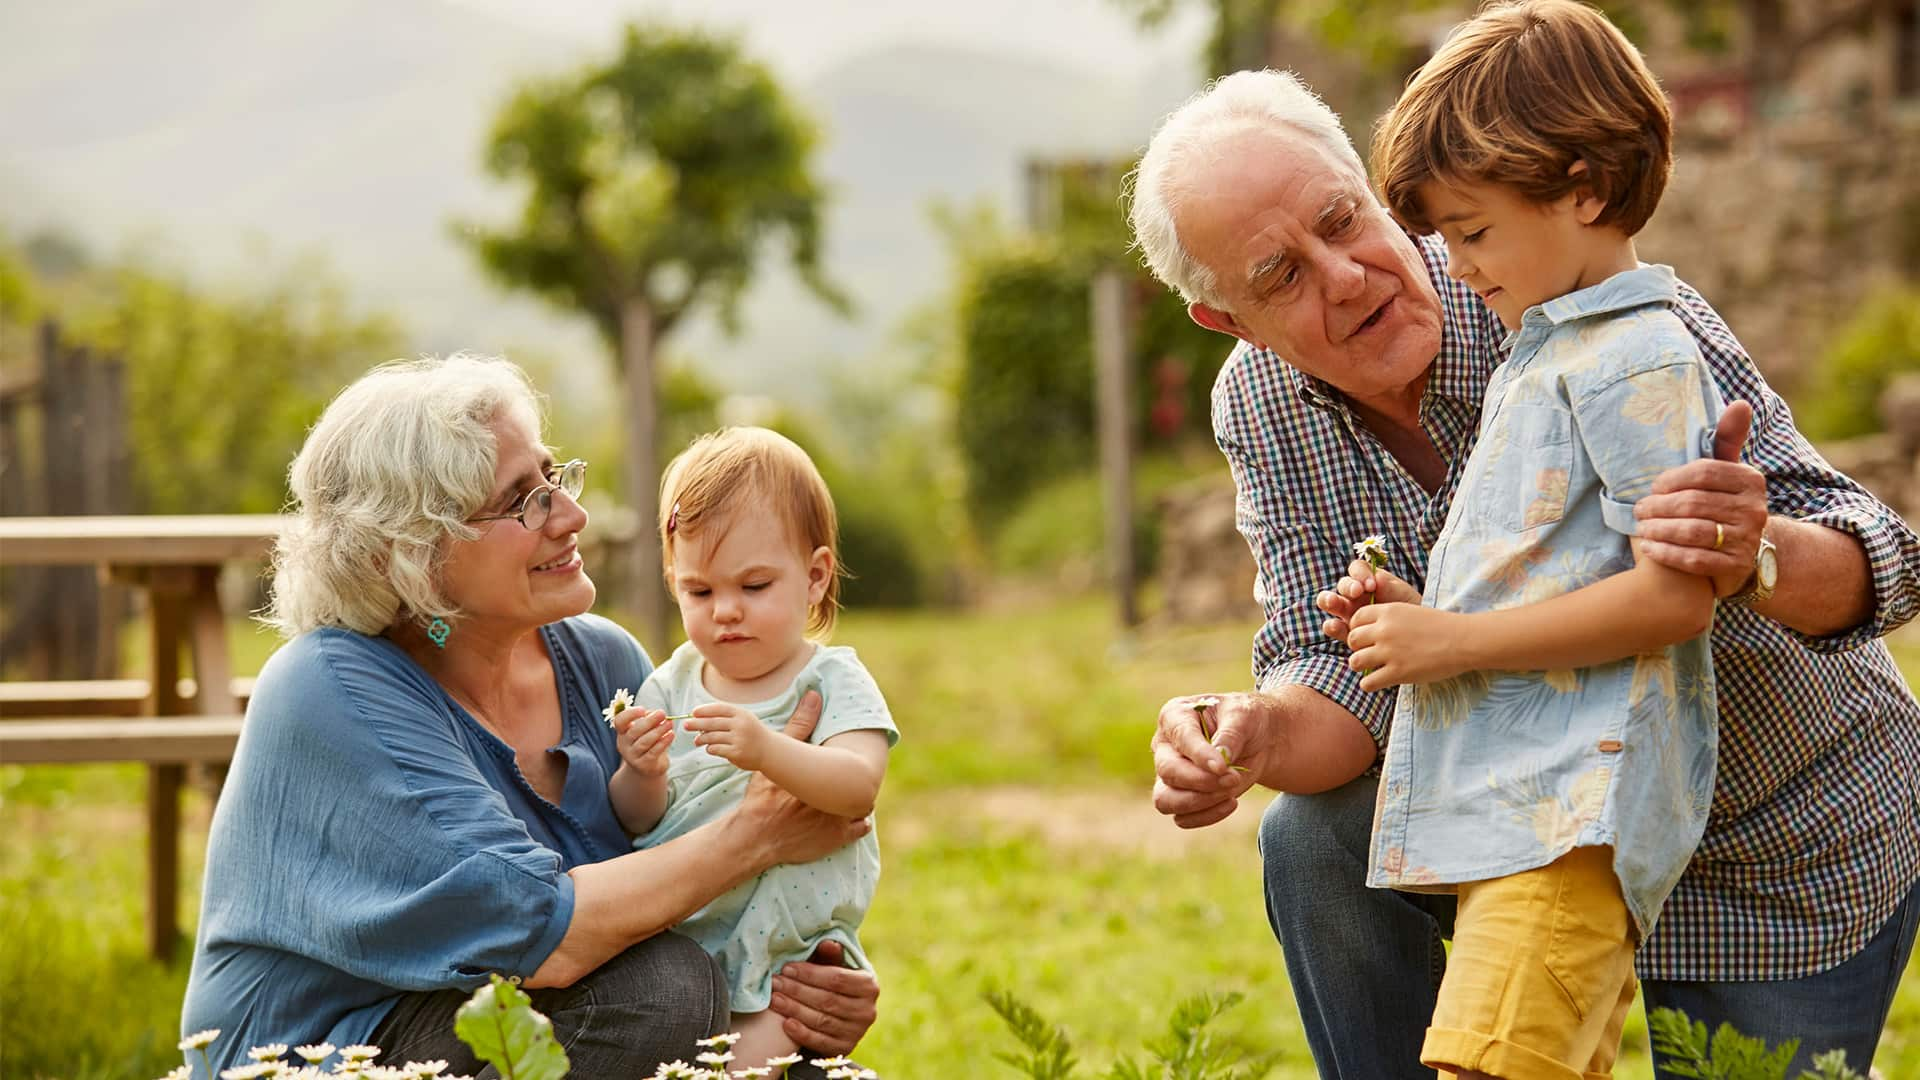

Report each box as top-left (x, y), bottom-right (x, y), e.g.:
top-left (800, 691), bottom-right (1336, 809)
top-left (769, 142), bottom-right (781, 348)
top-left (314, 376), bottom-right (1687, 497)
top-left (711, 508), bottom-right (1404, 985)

top-left (685, 703), bottom-right (888, 818)
top-left (609, 706), bottom-right (674, 835)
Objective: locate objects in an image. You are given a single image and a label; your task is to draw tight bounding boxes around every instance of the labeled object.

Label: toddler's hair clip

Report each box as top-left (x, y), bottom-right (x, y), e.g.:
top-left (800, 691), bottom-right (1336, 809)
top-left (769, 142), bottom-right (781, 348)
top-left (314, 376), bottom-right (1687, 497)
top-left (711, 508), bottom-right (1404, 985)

top-left (666, 501), bottom-right (680, 534)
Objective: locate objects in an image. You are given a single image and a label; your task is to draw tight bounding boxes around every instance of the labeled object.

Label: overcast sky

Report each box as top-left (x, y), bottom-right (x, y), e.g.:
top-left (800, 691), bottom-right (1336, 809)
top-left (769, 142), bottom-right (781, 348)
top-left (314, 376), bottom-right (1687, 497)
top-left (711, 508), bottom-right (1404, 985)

top-left (448, 0), bottom-right (1211, 81)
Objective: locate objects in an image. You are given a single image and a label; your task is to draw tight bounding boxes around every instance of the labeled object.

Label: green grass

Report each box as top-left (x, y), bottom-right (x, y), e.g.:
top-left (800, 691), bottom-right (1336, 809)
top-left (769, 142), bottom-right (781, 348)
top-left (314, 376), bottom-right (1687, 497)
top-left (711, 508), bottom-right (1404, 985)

top-left (4, 603), bottom-right (1918, 1078)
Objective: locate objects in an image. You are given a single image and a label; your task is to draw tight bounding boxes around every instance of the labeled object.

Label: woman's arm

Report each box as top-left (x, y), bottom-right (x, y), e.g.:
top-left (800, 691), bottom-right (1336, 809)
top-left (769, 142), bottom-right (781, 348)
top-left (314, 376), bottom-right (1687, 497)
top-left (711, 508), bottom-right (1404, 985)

top-left (530, 693), bottom-right (869, 988)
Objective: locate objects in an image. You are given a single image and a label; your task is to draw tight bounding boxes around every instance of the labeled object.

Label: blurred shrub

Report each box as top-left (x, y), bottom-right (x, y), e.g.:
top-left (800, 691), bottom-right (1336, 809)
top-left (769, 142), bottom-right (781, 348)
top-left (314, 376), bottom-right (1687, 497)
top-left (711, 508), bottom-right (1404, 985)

top-left (43, 253), bottom-right (405, 515)
top-left (951, 240), bottom-right (1225, 538)
top-left (989, 451), bottom-right (1222, 581)
top-left (1796, 284), bottom-right (1920, 441)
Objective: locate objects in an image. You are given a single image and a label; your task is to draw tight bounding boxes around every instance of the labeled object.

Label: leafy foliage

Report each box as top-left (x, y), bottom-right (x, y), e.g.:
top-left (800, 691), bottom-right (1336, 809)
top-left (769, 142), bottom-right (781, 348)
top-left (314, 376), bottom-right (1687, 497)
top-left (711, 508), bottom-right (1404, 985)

top-left (456, 24), bottom-right (844, 348)
top-left (1648, 1007), bottom-right (1865, 1080)
top-left (454, 974), bottom-right (571, 1080)
top-left (1794, 285), bottom-right (1920, 441)
top-left (988, 988), bottom-right (1277, 1080)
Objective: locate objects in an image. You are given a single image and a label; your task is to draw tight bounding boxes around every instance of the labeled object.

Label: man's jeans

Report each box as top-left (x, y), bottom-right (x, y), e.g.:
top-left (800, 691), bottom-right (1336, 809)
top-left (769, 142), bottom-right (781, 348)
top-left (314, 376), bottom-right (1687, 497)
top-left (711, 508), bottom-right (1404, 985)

top-left (1259, 775), bottom-right (1920, 1079)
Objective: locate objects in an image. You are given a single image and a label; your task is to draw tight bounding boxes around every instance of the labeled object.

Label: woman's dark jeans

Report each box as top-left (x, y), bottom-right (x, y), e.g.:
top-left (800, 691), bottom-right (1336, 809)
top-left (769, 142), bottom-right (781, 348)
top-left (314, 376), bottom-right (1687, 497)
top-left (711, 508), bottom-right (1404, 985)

top-left (369, 932), bottom-right (857, 1078)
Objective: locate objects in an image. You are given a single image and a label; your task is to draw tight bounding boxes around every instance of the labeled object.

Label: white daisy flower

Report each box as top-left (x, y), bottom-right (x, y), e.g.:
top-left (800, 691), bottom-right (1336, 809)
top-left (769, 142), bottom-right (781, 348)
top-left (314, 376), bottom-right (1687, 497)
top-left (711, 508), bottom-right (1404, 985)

top-left (250, 1045), bottom-right (290, 1062)
top-left (696, 1032), bottom-right (742, 1048)
top-left (295, 1045), bottom-right (335, 1064)
top-left (603, 688), bottom-right (637, 725)
top-left (1352, 534), bottom-right (1391, 567)
top-left (180, 1029), bottom-right (222, 1051)
top-left (405, 1061), bottom-right (449, 1076)
top-left (158, 1067), bottom-right (193, 1080)
top-left (339, 1046), bottom-right (381, 1063)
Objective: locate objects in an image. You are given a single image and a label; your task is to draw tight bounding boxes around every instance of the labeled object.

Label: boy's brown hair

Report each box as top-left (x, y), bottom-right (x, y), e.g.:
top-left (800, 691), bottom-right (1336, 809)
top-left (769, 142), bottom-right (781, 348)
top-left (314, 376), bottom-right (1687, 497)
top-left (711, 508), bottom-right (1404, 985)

top-left (1372, 0), bottom-right (1672, 236)
top-left (658, 426), bottom-right (843, 637)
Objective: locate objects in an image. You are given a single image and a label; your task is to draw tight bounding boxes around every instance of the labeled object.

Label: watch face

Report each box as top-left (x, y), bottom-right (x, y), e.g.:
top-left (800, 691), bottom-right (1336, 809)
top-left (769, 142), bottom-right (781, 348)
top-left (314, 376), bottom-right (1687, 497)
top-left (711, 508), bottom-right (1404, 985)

top-left (1757, 545), bottom-right (1779, 588)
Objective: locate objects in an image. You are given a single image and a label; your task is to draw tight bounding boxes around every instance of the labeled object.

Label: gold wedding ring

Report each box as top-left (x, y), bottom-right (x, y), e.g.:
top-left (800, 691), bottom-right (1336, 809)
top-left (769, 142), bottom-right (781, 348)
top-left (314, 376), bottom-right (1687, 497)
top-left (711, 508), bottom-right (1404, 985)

top-left (1713, 522), bottom-right (1725, 550)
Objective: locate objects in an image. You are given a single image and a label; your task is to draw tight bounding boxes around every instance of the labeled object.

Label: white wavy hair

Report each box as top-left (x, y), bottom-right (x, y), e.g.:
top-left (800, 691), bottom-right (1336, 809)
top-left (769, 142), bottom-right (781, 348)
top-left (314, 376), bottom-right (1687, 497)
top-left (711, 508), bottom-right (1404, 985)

top-left (264, 353), bottom-right (545, 637)
top-left (1127, 70), bottom-right (1367, 308)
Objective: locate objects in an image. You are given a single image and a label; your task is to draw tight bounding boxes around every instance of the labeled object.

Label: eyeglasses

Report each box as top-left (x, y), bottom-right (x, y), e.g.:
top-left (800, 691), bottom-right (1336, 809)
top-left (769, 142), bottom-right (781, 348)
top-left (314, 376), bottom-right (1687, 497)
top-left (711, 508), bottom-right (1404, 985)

top-left (469, 459), bottom-right (587, 531)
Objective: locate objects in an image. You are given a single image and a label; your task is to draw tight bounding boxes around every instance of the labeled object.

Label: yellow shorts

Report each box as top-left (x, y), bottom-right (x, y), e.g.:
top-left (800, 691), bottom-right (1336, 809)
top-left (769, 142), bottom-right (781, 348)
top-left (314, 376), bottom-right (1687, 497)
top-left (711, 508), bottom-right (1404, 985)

top-left (1424, 845), bottom-right (1639, 1080)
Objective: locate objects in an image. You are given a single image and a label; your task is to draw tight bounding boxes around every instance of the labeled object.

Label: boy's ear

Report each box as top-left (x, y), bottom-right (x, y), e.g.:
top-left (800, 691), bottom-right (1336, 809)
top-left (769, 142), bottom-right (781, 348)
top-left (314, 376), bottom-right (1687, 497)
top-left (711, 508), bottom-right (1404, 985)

top-left (806, 545), bottom-right (834, 607)
top-left (1565, 160), bottom-right (1608, 225)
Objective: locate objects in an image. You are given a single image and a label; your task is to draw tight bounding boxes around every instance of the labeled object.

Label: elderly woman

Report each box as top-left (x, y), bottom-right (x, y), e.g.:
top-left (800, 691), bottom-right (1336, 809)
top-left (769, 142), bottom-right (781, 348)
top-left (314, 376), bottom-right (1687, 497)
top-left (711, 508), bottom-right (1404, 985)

top-left (180, 355), bottom-right (879, 1076)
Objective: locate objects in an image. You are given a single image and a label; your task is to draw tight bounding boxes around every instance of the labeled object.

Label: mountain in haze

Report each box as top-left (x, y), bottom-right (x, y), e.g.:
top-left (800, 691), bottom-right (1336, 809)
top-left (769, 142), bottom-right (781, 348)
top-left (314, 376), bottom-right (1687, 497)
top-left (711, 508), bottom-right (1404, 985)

top-left (1, 1), bottom-right (1198, 404)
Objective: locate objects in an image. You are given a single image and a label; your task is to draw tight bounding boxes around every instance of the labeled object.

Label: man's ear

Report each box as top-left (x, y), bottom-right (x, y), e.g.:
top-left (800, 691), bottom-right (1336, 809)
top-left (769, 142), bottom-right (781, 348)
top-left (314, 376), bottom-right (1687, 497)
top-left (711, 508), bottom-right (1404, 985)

top-left (1565, 160), bottom-right (1608, 225)
top-left (1189, 301), bottom-right (1261, 348)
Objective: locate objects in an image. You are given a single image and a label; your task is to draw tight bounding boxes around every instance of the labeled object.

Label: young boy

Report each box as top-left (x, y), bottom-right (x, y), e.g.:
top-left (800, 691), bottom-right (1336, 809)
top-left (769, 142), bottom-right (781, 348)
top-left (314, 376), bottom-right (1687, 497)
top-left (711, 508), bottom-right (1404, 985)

top-left (1326, 2), bottom-right (1724, 1076)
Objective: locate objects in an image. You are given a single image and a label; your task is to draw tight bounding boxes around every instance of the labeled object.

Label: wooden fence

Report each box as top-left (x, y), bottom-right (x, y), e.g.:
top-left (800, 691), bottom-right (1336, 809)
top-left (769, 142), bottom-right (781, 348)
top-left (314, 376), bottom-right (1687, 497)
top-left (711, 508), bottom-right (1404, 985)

top-left (1, 319), bottom-right (132, 678)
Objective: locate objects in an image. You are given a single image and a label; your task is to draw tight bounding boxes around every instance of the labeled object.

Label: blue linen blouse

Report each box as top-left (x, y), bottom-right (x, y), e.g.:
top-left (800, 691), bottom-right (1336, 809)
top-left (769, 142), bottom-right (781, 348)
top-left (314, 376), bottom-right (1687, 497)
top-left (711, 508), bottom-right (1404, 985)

top-left (179, 613), bottom-right (650, 1074)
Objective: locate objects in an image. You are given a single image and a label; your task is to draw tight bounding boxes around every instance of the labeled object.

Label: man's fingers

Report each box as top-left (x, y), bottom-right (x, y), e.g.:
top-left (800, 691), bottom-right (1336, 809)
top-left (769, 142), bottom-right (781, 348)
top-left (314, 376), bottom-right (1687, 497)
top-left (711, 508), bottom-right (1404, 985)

top-left (1170, 795), bottom-right (1240, 829)
top-left (1712, 400), bottom-right (1754, 463)
top-left (1153, 734), bottom-right (1232, 794)
top-left (1647, 459), bottom-right (1765, 497)
top-left (1322, 617), bottom-right (1351, 644)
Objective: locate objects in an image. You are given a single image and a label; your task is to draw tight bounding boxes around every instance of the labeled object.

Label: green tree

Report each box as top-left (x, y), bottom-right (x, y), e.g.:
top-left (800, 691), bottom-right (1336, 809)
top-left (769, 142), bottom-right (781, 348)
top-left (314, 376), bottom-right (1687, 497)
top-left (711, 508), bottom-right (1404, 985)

top-left (456, 24), bottom-right (846, 645)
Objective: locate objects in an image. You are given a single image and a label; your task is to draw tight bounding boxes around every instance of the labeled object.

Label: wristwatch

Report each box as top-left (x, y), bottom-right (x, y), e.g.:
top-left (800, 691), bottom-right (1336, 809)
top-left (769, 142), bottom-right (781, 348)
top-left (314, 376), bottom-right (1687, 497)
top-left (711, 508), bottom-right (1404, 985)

top-left (1725, 531), bottom-right (1778, 607)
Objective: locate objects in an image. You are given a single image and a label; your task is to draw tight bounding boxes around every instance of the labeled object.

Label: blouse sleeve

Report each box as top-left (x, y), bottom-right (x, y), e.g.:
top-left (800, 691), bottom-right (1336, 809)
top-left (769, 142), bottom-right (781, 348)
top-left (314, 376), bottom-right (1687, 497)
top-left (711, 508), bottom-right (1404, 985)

top-left (202, 631), bottom-right (574, 991)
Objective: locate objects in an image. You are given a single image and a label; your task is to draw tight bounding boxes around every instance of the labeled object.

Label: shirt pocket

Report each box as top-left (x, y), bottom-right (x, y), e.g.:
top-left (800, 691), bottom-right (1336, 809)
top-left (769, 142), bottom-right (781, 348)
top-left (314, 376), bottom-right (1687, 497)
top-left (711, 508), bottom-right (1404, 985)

top-left (1473, 404), bottom-right (1575, 534)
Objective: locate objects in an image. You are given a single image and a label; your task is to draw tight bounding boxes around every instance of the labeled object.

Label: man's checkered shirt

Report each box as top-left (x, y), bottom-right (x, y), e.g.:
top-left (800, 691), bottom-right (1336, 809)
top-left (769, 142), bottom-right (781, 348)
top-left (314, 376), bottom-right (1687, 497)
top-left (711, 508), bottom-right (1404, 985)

top-left (1213, 232), bottom-right (1920, 981)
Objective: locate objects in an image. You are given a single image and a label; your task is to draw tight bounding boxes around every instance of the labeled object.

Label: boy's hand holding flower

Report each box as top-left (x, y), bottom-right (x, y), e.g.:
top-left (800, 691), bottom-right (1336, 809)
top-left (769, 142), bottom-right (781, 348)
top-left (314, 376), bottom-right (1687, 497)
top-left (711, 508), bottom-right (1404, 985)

top-left (1317, 560), bottom-right (1421, 643)
top-left (684, 702), bottom-right (772, 771)
top-left (1345, 601), bottom-right (1469, 691)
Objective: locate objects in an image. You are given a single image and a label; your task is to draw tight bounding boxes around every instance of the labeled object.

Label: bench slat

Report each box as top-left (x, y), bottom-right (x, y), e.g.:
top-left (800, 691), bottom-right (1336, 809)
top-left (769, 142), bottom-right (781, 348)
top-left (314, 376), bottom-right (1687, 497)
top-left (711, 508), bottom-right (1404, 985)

top-left (0, 677), bottom-right (255, 718)
top-left (0, 717), bottom-right (243, 764)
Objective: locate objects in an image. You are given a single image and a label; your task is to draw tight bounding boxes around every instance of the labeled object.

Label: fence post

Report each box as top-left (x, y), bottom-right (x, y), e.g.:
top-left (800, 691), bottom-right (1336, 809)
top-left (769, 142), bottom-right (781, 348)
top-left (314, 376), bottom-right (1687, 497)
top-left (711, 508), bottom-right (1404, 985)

top-left (1092, 269), bottom-right (1139, 628)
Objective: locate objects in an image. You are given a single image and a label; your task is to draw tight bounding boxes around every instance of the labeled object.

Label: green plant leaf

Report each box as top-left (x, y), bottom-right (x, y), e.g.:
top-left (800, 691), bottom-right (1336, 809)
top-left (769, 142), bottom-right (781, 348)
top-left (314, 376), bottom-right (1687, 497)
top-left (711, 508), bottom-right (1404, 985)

top-left (984, 986), bottom-right (1079, 1079)
top-left (454, 974), bottom-right (570, 1080)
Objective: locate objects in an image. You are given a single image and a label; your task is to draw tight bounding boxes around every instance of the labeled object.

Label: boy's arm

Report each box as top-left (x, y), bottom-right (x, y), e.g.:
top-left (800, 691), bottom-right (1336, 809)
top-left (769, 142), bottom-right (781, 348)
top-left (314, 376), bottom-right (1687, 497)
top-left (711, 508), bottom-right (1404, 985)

top-left (753, 730), bottom-right (889, 819)
top-left (608, 765), bottom-right (669, 837)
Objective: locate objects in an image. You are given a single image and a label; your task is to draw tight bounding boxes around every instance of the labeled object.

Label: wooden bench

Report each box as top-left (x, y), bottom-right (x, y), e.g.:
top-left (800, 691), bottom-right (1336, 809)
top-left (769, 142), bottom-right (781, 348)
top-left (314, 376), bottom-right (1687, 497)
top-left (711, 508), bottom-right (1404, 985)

top-left (0, 677), bottom-right (256, 718)
top-left (0, 514), bottom-right (281, 962)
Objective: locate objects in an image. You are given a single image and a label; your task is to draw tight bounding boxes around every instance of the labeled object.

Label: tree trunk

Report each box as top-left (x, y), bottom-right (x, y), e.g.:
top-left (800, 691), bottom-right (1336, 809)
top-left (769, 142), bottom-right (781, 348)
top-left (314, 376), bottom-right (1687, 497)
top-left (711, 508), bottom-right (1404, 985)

top-left (619, 295), bottom-right (669, 654)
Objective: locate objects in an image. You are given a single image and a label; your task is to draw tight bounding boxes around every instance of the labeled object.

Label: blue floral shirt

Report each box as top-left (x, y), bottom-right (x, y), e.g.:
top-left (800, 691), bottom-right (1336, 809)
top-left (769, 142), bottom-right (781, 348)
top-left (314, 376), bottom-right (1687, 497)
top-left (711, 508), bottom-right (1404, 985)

top-left (1368, 266), bottom-right (1723, 938)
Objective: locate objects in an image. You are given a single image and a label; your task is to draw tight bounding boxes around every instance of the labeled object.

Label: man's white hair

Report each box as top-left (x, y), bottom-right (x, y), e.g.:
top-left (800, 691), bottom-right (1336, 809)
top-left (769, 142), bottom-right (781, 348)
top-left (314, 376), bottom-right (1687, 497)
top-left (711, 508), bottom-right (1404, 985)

top-left (1127, 70), bottom-right (1367, 308)
top-left (265, 352), bottom-right (545, 637)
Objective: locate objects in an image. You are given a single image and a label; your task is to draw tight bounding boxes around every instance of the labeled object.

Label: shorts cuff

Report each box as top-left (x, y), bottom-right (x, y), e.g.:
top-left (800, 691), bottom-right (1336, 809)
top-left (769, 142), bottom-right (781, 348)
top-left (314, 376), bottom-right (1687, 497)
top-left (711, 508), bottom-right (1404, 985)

top-left (1423, 1025), bottom-right (1586, 1080)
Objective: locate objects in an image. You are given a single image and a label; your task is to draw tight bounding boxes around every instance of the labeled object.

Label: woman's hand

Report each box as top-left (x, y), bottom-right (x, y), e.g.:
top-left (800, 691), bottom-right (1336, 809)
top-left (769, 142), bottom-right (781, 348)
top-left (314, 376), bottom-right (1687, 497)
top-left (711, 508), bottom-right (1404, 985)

top-left (611, 707), bottom-right (673, 778)
top-left (731, 691), bottom-right (869, 869)
top-left (1345, 602), bottom-right (1467, 691)
top-left (770, 940), bottom-right (880, 1055)
top-left (684, 702), bottom-right (773, 771)
top-left (1317, 559), bottom-right (1423, 643)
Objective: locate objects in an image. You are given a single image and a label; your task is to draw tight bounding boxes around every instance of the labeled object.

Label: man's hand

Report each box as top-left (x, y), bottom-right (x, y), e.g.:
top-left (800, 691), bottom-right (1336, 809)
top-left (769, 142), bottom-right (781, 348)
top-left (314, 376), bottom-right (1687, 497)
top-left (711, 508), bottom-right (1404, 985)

top-left (770, 939), bottom-right (878, 1054)
top-left (684, 702), bottom-right (772, 771)
top-left (1151, 692), bottom-right (1273, 829)
top-left (1635, 400), bottom-right (1767, 597)
top-left (1317, 559), bottom-right (1423, 643)
top-left (611, 707), bottom-right (673, 778)
top-left (1345, 603), bottom-right (1468, 691)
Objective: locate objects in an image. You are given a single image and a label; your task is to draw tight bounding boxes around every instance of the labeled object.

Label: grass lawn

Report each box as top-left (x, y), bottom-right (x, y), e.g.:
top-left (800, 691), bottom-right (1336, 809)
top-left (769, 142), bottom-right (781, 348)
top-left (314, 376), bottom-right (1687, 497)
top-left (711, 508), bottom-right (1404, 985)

top-left (3, 600), bottom-right (1918, 1078)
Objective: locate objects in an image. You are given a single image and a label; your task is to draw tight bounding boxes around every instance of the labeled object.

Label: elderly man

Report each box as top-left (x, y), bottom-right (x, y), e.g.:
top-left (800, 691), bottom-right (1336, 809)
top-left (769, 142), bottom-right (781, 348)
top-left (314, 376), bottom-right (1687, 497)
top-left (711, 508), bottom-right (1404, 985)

top-left (1135, 70), bottom-right (1920, 1077)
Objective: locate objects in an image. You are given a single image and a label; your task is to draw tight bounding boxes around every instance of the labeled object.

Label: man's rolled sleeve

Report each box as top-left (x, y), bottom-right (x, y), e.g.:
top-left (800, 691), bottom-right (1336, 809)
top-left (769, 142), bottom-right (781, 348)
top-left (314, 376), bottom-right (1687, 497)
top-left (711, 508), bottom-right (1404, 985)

top-left (1262, 651), bottom-right (1394, 750)
top-left (1790, 499), bottom-right (1918, 649)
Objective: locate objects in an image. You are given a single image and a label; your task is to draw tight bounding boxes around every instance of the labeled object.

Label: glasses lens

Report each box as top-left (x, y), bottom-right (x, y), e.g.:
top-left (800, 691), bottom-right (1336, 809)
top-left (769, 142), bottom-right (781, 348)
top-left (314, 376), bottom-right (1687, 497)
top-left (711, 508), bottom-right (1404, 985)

top-left (523, 487), bottom-right (554, 531)
top-left (559, 460), bottom-right (586, 498)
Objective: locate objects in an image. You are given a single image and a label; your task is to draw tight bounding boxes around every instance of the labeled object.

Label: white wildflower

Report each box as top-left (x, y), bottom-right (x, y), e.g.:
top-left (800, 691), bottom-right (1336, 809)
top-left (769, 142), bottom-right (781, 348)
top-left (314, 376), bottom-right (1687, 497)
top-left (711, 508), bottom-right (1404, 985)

top-left (180, 1029), bottom-right (222, 1051)
top-left (765, 1054), bottom-right (802, 1068)
top-left (603, 688), bottom-right (636, 725)
top-left (696, 1050), bottom-right (735, 1067)
top-left (1352, 534), bottom-right (1390, 567)
top-left (158, 1067), bottom-right (192, 1080)
top-left (339, 1046), bottom-right (381, 1063)
top-left (296, 1045), bottom-right (335, 1064)
top-left (250, 1045), bottom-right (290, 1062)
top-left (696, 1032), bottom-right (742, 1048)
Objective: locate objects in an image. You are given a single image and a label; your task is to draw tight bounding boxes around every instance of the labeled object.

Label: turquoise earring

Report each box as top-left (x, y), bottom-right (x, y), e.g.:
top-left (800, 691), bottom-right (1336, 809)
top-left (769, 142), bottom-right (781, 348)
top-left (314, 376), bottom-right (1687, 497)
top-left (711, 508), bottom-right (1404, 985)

top-left (426, 617), bottom-right (452, 649)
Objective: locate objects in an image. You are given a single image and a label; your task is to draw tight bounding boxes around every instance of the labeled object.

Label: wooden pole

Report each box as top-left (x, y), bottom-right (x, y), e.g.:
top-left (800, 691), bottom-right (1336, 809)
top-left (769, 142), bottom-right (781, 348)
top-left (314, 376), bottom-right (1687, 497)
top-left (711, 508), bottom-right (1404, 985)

top-left (620, 296), bottom-right (669, 654)
top-left (1091, 269), bottom-right (1139, 628)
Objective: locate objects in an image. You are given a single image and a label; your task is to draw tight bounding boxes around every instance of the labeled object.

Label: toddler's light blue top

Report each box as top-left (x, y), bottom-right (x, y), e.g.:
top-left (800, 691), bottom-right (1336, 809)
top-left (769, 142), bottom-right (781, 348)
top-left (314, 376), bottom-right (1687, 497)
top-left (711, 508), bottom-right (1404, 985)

top-left (635, 640), bottom-right (897, 1011)
top-left (1368, 266), bottom-right (1722, 937)
top-left (181, 614), bottom-right (649, 1075)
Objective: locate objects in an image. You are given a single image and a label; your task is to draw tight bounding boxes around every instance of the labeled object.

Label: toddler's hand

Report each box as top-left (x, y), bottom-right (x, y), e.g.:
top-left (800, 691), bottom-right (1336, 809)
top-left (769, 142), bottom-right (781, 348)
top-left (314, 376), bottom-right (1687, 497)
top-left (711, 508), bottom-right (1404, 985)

top-left (612, 707), bottom-right (674, 779)
top-left (1346, 602), bottom-right (1465, 691)
top-left (1317, 560), bottom-right (1422, 642)
top-left (684, 702), bottom-right (769, 771)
